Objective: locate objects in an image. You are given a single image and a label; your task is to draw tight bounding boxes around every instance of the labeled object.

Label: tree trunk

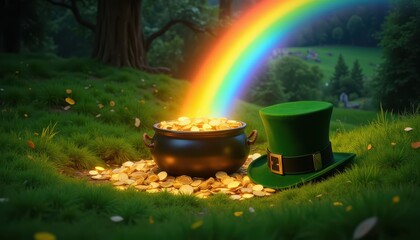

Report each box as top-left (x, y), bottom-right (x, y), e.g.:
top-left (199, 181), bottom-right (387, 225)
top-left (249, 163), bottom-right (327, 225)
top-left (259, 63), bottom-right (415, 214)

top-left (0, 0), bottom-right (22, 53)
top-left (92, 0), bottom-right (147, 69)
top-left (219, 0), bottom-right (233, 21)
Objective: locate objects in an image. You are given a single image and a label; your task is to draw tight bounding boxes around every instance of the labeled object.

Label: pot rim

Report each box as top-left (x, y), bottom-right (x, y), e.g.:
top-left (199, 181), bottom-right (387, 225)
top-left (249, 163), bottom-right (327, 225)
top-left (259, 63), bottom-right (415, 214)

top-left (152, 122), bottom-right (247, 138)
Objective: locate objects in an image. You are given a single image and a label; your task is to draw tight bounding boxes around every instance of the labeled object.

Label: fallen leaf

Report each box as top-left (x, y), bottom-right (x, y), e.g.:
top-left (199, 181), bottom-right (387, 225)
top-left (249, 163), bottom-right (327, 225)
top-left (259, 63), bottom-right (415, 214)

top-left (66, 89), bottom-right (72, 94)
top-left (24, 113), bottom-right (29, 118)
top-left (333, 201), bottom-right (343, 206)
top-left (248, 207), bottom-right (255, 213)
top-left (191, 220), bottom-right (204, 229)
top-left (34, 232), bottom-right (56, 240)
top-left (404, 127), bottom-right (413, 132)
top-left (367, 144), bottom-right (373, 150)
top-left (346, 205), bottom-right (353, 212)
top-left (27, 140), bottom-right (35, 149)
top-left (0, 198), bottom-right (9, 203)
top-left (411, 142), bottom-right (420, 149)
top-left (63, 106), bottom-right (71, 111)
top-left (391, 142), bottom-right (396, 147)
top-left (234, 211), bottom-right (243, 217)
top-left (65, 97), bottom-right (75, 105)
top-left (352, 216), bottom-right (378, 240)
top-left (110, 215), bottom-right (124, 222)
top-left (110, 100), bottom-right (115, 107)
top-left (135, 118), bottom-right (141, 128)
top-left (34, 132), bottom-right (39, 136)
top-left (149, 215), bottom-right (154, 224)
top-left (96, 114), bottom-right (101, 118)
top-left (392, 195), bottom-right (400, 204)
top-left (98, 103), bottom-right (104, 109)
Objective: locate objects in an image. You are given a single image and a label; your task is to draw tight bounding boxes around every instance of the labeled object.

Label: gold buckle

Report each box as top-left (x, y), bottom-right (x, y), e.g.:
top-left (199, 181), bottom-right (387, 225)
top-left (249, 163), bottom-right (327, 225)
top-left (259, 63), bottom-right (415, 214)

top-left (269, 152), bottom-right (283, 175)
top-left (313, 152), bottom-right (322, 171)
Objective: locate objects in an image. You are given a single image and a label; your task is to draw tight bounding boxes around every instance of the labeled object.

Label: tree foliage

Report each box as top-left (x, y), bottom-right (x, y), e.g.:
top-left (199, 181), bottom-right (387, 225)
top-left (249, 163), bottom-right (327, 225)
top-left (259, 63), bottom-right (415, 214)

top-left (350, 59), bottom-right (364, 96)
top-left (330, 55), bottom-right (365, 99)
top-left (249, 57), bottom-right (322, 106)
top-left (347, 15), bottom-right (365, 45)
top-left (374, 0), bottom-right (420, 112)
top-left (330, 54), bottom-right (349, 96)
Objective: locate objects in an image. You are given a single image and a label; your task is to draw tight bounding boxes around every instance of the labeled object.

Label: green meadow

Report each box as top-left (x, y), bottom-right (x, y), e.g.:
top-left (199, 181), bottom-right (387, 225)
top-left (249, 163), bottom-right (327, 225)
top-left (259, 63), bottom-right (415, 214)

top-left (285, 45), bottom-right (382, 82)
top-left (0, 55), bottom-right (419, 239)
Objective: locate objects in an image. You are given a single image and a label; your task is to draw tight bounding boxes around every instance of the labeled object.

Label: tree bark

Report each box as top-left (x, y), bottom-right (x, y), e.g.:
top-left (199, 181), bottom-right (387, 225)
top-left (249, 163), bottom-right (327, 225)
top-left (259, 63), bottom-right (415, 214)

top-left (92, 0), bottom-right (147, 70)
top-left (219, 0), bottom-right (233, 21)
top-left (0, 0), bottom-right (22, 53)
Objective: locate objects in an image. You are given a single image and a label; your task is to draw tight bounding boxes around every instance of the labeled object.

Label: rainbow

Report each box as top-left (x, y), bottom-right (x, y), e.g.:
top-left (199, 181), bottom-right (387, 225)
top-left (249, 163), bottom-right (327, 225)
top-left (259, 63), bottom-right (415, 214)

top-left (180, 0), bottom-right (384, 117)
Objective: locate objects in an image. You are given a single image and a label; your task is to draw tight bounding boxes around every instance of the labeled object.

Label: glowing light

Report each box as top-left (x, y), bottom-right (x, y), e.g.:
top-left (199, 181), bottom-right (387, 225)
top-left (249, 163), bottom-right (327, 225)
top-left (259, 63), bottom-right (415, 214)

top-left (180, 0), bottom-right (384, 117)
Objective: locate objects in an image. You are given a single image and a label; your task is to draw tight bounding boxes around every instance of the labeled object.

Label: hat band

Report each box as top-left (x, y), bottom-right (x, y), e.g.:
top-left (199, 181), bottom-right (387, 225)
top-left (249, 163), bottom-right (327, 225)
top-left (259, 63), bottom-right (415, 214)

top-left (267, 143), bottom-right (333, 175)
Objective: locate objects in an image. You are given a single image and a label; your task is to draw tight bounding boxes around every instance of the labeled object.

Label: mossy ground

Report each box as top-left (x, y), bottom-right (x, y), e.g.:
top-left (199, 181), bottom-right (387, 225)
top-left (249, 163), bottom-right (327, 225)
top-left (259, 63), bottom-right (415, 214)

top-left (0, 54), bottom-right (419, 239)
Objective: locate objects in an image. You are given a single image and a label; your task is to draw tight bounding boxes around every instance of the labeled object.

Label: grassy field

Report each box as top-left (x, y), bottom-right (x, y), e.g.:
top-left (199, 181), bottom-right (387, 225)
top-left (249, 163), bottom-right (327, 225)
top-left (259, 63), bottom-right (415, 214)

top-left (284, 45), bottom-right (382, 82)
top-left (1, 54), bottom-right (419, 239)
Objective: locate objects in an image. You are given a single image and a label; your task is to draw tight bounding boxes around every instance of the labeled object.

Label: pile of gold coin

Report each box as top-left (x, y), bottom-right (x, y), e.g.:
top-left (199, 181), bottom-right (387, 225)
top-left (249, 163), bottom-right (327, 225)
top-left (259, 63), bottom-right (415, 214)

top-left (158, 117), bottom-right (243, 131)
top-left (88, 153), bottom-right (277, 200)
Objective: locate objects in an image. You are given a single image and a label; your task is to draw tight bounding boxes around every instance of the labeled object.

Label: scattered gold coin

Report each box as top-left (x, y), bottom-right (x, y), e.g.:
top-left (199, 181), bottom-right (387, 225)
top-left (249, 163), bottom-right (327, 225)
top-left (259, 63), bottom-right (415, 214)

top-left (87, 155), bottom-right (276, 199)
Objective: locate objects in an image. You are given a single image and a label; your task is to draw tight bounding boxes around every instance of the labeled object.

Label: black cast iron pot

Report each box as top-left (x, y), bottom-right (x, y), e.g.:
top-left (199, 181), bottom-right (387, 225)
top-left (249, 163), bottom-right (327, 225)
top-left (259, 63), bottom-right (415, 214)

top-left (143, 123), bottom-right (257, 177)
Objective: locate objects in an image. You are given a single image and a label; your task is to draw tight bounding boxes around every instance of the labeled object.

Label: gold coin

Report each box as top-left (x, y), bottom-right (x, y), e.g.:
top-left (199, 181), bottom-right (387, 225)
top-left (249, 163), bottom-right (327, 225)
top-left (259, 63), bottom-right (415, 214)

top-left (160, 181), bottom-right (173, 188)
top-left (191, 180), bottom-right (202, 187)
top-left (215, 171), bottom-right (228, 179)
top-left (157, 171), bottom-right (168, 181)
top-left (94, 166), bottom-right (105, 171)
top-left (176, 175), bottom-right (193, 185)
top-left (242, 193), bottom-right (254, 199)
top-left (230, 195), bottom-right (242, 200)
top-left (264, 188), bottom-right (276, 193)
top-left (227, 181), bottom-right (240, 189)
top-left (253, 190), bottom-right (266, 197)
top-left (179, 185), bottom-right (194, 195)
top-left (252, 184), bottom-right (264, 191)
top-left (118, 173), bottom-right (129, 182)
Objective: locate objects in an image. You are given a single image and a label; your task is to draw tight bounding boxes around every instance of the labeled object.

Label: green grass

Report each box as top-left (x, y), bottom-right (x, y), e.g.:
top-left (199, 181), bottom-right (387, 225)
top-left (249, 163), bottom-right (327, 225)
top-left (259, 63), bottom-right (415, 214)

top-left (285, 45), bottom-right (382, 82)
top-left (1, 54), bottom-right (419, 239)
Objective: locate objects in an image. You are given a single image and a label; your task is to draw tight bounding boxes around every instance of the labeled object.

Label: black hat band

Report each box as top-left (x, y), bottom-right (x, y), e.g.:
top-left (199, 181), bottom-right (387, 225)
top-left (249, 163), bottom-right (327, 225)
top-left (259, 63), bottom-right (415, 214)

top-left (267, 143), bottom-right (333, 175)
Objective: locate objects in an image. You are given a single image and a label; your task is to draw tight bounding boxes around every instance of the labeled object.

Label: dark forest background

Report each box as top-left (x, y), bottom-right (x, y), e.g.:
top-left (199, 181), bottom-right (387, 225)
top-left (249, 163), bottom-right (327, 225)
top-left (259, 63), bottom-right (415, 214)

top-left (0, 0), bottom-right (419, 112)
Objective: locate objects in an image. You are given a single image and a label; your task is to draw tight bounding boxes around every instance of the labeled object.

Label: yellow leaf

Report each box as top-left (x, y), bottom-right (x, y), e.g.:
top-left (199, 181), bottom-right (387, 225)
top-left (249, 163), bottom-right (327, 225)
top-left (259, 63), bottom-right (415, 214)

top-left (367, 144), bottom-right (373, 150)
top-left (392, 195), bottom-right (400, 204)
top-left (65, 97), bottom-right (75, 105)
top-left (333, 201), bottom-right (343, 206)
top-left (411, 142), bottom-right (420, 149)
top-left (149, 215), bottom-right (154, 224)
top-left (110, 100), bottom-right (116, 107)
top-left (34, 232), bottom-right (56, 240)
top-left (191, 220), bottom-right (204, 229)
top-left (135, 118), bottom-right (141, 128)
top-left (404, 127), bottom-right (413, 132)
top-left (27, 140), bottom-right (35, 149)
top-left (66, 89), bottom-right (72, 94)
top-left (346, 205), bottom-right (353, 212)
top-left (234, 211), bottom-right (243, 217)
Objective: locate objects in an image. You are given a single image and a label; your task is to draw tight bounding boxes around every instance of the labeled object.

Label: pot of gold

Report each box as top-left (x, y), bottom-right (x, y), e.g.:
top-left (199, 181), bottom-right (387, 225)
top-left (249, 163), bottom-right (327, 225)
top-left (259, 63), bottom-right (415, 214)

top-left (143, 117), bottom-right (257, 177)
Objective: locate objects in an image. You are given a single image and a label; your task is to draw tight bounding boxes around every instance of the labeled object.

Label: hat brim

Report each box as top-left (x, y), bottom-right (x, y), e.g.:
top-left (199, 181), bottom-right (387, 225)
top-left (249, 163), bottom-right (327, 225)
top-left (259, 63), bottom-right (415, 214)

top-left (247, 152), bottom-right (355, 189)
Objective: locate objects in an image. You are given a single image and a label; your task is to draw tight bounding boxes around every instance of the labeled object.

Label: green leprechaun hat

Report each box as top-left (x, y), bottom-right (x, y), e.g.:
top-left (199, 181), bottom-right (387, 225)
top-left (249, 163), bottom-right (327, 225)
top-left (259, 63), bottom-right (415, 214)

top-left (248, 101), bottom-right (355, 189)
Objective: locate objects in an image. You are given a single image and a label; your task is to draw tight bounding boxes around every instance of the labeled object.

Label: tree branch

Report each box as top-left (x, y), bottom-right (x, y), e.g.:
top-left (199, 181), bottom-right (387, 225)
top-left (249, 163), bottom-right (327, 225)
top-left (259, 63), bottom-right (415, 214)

top-left (47, 0), bottom-right (95, 32)
top-left (145, 19), bottom-right (215, 51)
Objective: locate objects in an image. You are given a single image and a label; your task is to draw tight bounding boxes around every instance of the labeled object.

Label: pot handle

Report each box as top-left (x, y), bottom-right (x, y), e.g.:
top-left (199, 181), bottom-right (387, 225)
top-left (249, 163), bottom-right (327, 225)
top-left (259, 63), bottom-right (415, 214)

top-left (143, 133), bottom-right (155, 149)
top-left (247, 130), bottom-right (258, 145)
